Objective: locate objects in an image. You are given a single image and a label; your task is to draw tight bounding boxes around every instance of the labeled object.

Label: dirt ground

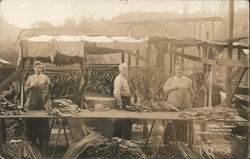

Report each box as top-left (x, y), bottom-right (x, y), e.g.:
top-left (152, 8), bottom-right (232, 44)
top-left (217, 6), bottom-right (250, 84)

top-left (2, 118), bottom-right (247, 159)
top-left (46, 119), bottom-right (247, 159)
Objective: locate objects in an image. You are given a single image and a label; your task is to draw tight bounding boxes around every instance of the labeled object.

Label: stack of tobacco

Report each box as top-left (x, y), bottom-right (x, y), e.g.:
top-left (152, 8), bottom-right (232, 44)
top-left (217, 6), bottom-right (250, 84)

top-left (86, 67), bottom-right (118, 95)
top-left (47, 99), bottom-right (81, 117)
top-left (189, 72), bottom-right (221, 108)
top-left (179, 107), bottom-right (238, 120)
top-left (0, 98), bottom-right (25, 115)
top-left (3, 142), bottom-right (43, 159)
top-left (125, 100), bottom-right (179, 112)
top-left (47, 66), bottom-right (118, 98)
top-left (166, 142), bottom-right (203, 159)
top-left (81, 137), bottom-right (147, 159)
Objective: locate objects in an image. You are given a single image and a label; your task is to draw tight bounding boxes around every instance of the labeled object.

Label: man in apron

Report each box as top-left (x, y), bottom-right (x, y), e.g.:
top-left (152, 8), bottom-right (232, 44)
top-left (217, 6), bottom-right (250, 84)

top-left (113, 63), bottom-right (132, 140)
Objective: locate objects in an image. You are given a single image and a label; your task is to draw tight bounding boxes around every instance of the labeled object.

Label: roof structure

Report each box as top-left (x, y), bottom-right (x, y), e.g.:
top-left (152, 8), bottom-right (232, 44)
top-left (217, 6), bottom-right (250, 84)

top-left (18, 34), bottom-right (146, 65)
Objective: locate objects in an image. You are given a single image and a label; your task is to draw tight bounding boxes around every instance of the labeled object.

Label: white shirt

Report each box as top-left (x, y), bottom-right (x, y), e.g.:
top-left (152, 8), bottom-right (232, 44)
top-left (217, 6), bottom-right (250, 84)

top-left (113, 73), bottom-right (130, 97)
top-left (113, 73), bottom-right (130, 106)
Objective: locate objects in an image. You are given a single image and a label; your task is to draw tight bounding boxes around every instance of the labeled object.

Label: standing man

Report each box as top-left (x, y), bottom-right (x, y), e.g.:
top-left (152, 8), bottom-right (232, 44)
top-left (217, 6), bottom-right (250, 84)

top-left (25, 61), bottom-right (50, 154)
top-left (113, 63), bottom-right (132, 140)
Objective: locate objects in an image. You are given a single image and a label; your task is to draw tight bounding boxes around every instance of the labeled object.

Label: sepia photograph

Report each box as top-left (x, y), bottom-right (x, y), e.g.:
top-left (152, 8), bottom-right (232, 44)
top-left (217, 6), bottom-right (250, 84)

top-left (0, 0), bottom-right (249, 159)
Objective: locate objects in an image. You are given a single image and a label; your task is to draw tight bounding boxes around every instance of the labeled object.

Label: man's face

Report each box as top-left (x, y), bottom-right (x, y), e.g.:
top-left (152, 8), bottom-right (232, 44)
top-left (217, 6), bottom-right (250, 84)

top-left (34, 64), bottom-right (43, 74)
top-left (175, 65), bottom-right (184, 75)
top-left (120, 68), bottom-right (128, 76)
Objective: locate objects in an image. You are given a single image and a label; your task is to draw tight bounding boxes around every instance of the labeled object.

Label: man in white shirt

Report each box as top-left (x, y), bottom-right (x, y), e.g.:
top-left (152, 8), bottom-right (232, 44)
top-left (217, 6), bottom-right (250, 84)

top-left (113, 63), bottom-right (131, 108)
top-left (113, 63), bottom-right (132, 140)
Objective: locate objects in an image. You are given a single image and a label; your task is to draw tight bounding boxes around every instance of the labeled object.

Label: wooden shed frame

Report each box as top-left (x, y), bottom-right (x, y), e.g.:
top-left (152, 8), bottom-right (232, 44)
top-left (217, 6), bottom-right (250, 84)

top-left (145, 37), bottom-right (249, 107)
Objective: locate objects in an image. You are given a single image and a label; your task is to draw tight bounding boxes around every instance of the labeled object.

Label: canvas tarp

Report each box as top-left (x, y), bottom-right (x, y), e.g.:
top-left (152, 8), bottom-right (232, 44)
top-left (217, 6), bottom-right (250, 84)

top-left (19, 35), bottom-right (145, 60)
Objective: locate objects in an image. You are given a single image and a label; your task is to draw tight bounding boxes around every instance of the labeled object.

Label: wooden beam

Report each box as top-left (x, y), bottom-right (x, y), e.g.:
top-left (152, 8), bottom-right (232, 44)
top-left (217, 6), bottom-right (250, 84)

top-left (124, 50), bottom-right (146, 61)
top-left (229, 68), bottom-right (247, 102)
top-left (163, 48), bottom-right (249, 67)
top-left (226, 0), bottom-right (234, 107)
top-left (217, 59), bottom-right (248, 67)
top-left (235, 87), bottom-right (250, 95)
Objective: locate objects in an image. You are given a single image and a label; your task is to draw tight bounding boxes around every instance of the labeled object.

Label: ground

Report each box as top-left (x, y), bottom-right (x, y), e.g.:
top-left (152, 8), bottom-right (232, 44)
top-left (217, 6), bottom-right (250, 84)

top-left (47, 119), bottom-right (247, 159)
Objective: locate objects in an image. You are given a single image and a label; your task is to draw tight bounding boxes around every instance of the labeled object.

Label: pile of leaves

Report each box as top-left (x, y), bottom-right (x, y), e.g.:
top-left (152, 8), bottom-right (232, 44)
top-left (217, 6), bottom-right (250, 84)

top-left (125, 100), bottom-right (179, 112)
top-left (179, 107), bottom-right (239, 121)
top-left (80, 137), bottom-right (147, 159)
top-left (47, 99), bottom-right (81, 117)
top-left (2, 142), bottom-right (43, 159)
top-left (0, 98), bottom-right (25, 115)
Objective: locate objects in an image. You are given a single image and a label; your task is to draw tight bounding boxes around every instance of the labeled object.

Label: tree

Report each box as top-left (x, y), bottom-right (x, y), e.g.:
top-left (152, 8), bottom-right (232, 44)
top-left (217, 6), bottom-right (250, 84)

top-left (31, 21), bottom-right (54, 28)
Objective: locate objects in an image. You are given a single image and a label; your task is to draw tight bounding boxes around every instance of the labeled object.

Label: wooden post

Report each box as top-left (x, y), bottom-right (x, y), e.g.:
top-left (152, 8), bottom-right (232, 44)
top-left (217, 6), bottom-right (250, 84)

top-left (212, 21), bottom-right (215, 40)
top-left (229, 68), bottom-right (247, 102)
top-left (203, 45), bottom-right (208, 72)
top-left (173, 45), bottom-right (177, 66)
top-left (181, 47), bottom-right (184, 64)
top-left (134, 49), bottom-right (140, 104)
top-left (238, 47), bottom-right (242, 60)
top-left (206, 32), bottom-right (209, 40)
top-left (170, 44), bottom-right (173, 74)
top-left (0, 120), bottom-right (4, 154)
top-left (226, 0), bottom-right (234, 107)
top-left (143, 44), bottom-right (151, 139)
top-left (136, 49), bottom-right (140, 65)
top-left (208, 47), bottom-right (213, 107)
top-left (146, 43), bottom-right (151, 65)
top-left (199, 22), bottom-right (201, 40)
top-left (128, 53), bottom-right (131, 65)
top-left (193, 22), bottom-right (196, 38)
top-left (203, 45), bottom-right (208, 107)
top-left (122, 51), bottom-right (125, 63)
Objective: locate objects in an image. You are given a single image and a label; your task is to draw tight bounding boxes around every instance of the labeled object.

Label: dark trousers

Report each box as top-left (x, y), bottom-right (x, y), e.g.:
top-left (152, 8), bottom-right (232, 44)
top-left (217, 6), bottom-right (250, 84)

top-left (113, 96), bottom-right (132, 140)
top-left (164, 120), bottom-right (193, 144)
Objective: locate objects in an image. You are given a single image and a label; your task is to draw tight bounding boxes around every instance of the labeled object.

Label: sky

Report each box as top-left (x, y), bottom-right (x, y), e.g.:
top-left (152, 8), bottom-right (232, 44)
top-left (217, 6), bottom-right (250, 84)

top-left (0, 0), bottom-right (248, 29)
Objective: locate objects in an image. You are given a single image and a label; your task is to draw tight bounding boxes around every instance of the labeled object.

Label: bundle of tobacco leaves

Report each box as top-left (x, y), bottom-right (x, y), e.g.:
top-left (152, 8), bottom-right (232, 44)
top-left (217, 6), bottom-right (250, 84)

top-left (125, 100), bottom-right (179, 112)
top-left (80, 137), bottom-right (147, 159)
top-left (129, 67), bottom-right (169, 101)
top-left (179, 107), bottom-right (238, 120)
top-left (0, 98), bottom-right (25, 115)
top-left (189, 72), bottom-right (221, 108)
top-left (47, 99), bottom-right (81, 117)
